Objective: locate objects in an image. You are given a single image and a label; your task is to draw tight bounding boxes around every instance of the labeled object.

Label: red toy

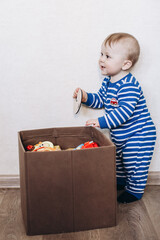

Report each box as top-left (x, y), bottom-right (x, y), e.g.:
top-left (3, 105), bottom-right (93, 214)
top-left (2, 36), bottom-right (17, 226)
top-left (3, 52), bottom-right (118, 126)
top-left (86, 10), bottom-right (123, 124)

top-left (81, 141), bottom-right (98, 149)
top-left (26, 145), bottom-right (34, 151)
top-left (75, 141), bottom-right (98, 150)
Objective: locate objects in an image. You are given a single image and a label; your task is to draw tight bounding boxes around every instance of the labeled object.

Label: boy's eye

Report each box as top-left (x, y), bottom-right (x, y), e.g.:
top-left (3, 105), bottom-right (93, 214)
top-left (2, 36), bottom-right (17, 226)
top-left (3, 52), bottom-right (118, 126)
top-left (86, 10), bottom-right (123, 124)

top-left (101, 52), bottom-right (110, 58)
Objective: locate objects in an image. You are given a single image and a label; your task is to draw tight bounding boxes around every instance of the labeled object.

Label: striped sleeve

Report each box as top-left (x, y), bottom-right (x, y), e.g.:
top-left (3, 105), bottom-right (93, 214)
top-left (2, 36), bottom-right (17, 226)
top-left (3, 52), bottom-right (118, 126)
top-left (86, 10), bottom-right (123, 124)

top-left (84, 78), bottom-right (108, 109)
top-left (84, 92), bottom-right (104, 108)
top-left (98, 83), bottom-right (141, 129)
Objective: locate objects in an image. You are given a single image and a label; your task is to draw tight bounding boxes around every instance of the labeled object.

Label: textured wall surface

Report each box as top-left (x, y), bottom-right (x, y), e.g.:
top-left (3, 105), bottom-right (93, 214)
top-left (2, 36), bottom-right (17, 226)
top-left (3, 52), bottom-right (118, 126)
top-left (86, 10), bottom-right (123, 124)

top-left (0, 0), bottom-right (159, 173)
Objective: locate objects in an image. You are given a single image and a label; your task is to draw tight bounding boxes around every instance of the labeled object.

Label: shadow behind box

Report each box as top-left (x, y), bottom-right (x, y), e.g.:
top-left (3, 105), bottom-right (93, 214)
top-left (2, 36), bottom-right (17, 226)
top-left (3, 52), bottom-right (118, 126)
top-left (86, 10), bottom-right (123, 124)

top-left (18, 126), bottom-right (117, 236)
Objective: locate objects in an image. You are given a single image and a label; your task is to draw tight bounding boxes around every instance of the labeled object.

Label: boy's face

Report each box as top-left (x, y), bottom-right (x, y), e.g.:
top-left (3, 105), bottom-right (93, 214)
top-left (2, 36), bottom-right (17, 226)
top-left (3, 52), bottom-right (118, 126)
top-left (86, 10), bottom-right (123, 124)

top-left (99, 41), bottom-right (129, 76)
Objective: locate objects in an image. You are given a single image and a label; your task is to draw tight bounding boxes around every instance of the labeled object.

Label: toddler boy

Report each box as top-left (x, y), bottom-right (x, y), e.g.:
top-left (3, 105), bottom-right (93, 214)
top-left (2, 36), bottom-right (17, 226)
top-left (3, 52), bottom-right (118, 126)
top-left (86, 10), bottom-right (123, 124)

top-left (73, 33), bottom-right (156, 203)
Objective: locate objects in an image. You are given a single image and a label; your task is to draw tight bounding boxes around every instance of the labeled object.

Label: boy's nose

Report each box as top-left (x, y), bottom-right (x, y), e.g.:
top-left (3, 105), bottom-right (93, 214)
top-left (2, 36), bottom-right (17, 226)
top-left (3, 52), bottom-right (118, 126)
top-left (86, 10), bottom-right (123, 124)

top-left (99, 55), bottom-right (105, 62)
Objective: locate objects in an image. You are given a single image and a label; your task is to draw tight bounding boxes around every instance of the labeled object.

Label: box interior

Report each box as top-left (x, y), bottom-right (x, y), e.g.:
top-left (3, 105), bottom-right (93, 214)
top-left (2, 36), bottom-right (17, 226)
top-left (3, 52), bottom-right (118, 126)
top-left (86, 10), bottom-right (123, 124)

top-left (19, 127), bottom-right (112, 151)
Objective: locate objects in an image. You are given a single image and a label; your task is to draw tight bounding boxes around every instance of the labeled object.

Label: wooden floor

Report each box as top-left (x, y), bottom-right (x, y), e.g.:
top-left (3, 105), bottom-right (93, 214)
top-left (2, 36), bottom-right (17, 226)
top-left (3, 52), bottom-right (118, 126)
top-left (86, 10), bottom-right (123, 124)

top-left (0, 186), bottom-right (160, 240)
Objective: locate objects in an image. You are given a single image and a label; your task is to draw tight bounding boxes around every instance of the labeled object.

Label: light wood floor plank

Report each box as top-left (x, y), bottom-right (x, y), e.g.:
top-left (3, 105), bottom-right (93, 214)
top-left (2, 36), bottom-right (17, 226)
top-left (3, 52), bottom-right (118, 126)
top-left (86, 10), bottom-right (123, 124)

top-left (0, 187), bottom-right (159, 240)
top-left (0, 189), bottom-right (42, 240)
top-left (99, 198), bottom-right (159, 240)
top-left (0, 189), bottom-right (7, 205)
top-left (0, 188), bottom-right (21, 240)
top-left (43, 229), bottom-right (100, 240)
top-left (143, 185), bottom-right (160, 238)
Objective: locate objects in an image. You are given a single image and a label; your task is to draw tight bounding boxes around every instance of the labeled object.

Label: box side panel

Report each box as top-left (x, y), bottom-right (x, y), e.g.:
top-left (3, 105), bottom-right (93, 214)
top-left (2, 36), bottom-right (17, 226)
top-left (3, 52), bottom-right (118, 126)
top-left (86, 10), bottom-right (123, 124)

top-left (19, 126), bottom-right (92, 140)
top-left (18, 133), bottom-right (28, 232)
top-left (20, 130), bottom-right (56, 151)
top-left (26, 151), bottom-right (73, 235)
top-left (56, 136), bottom-right (93, 149)
top-left (54, 127), bottom-right (114, 150)
top-left (72, 146), bottom-right (117, 231)
top-left (91, 127), bottom-right (114, 147)
top-left (19, 126), bottom-right (93, 150)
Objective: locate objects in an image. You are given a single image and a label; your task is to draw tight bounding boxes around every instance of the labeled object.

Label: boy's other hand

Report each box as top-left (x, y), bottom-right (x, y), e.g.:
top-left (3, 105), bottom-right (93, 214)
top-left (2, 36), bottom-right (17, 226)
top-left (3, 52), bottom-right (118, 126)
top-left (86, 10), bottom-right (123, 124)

top-left (85, 119), bottom-right (100, 128)
top-left (73, 88), bottom-right (88, 103)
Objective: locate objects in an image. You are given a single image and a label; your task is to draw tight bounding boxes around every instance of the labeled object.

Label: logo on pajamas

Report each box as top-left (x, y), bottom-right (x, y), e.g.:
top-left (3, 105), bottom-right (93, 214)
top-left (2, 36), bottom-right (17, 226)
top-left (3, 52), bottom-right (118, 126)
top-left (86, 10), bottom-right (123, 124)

top-left (110, 98), bottom-right (118, 106)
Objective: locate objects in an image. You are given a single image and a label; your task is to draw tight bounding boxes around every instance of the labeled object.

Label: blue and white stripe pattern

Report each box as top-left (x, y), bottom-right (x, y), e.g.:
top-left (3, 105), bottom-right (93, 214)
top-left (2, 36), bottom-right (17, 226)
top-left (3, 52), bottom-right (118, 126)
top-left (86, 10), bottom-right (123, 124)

top-left (84, 73), bottom-right (156, 199)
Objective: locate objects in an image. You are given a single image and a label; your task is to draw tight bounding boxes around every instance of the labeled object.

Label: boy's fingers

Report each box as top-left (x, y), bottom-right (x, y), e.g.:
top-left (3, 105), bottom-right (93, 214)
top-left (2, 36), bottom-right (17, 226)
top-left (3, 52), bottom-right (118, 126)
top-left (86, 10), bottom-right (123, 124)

top-left (86, 119), bottom-right (100, 128)
top-left (73, 88), bottom-right (80, 98)
top-left (86, 120), bottom-right (94, 126)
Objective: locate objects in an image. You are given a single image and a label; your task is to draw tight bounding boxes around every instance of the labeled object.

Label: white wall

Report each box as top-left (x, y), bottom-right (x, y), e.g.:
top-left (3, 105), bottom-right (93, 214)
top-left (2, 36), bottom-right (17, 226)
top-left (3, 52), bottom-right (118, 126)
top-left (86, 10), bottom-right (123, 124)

top-left (0, 0), bottom-right (160, 174)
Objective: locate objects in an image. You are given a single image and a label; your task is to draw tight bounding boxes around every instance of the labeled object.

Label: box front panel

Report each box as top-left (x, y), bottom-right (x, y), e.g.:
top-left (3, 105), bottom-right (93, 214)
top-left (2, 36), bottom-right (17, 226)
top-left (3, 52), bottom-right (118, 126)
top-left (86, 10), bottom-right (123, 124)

top-left (72, 147), bottom-right (116, 231)
top-left (26, 151), bottom-right (73, 235)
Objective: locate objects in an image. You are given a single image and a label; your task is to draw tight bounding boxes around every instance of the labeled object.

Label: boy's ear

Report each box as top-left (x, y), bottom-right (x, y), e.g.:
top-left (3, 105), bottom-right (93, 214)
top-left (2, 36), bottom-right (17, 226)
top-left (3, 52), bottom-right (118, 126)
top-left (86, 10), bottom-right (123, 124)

top-left (122, 60), bottom-right (132, 70)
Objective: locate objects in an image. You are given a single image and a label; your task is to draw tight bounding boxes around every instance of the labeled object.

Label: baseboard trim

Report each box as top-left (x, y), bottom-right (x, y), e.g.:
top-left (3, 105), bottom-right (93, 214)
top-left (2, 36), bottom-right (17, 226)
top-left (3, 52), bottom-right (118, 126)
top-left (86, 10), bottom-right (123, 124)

top-left (0, 171), bottom-right (160, 188)
top-left (0, 175), bottom-right (20, 188)
top-left (147, 171), bottom-right (160, 185)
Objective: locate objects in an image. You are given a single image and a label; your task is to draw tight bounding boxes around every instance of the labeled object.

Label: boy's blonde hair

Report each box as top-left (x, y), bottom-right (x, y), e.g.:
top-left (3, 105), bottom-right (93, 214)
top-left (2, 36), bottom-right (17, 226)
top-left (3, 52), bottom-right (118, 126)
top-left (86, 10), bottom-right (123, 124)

top-left (104, 33), bottom-right (140, 66)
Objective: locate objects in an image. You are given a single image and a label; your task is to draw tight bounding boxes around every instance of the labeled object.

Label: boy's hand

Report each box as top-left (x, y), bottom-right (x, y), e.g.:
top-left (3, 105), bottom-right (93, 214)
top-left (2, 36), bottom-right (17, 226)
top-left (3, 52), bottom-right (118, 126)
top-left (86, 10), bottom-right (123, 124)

top-left (73, 88), bottom-right (88, 103)
top-left (85, 119), bottom-right (100, 128)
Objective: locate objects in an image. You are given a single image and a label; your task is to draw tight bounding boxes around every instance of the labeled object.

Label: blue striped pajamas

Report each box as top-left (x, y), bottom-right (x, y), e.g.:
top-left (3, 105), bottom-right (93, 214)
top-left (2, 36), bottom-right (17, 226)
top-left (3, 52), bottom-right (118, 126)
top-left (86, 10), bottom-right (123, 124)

top-left (84, 73), bottom-right (156, 199)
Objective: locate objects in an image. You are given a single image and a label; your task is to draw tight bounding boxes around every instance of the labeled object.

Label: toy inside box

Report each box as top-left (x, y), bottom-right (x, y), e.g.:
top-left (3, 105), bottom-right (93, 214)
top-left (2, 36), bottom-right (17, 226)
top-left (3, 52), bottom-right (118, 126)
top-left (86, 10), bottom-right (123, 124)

top-left (18, 126), bottom-right (117, 236)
